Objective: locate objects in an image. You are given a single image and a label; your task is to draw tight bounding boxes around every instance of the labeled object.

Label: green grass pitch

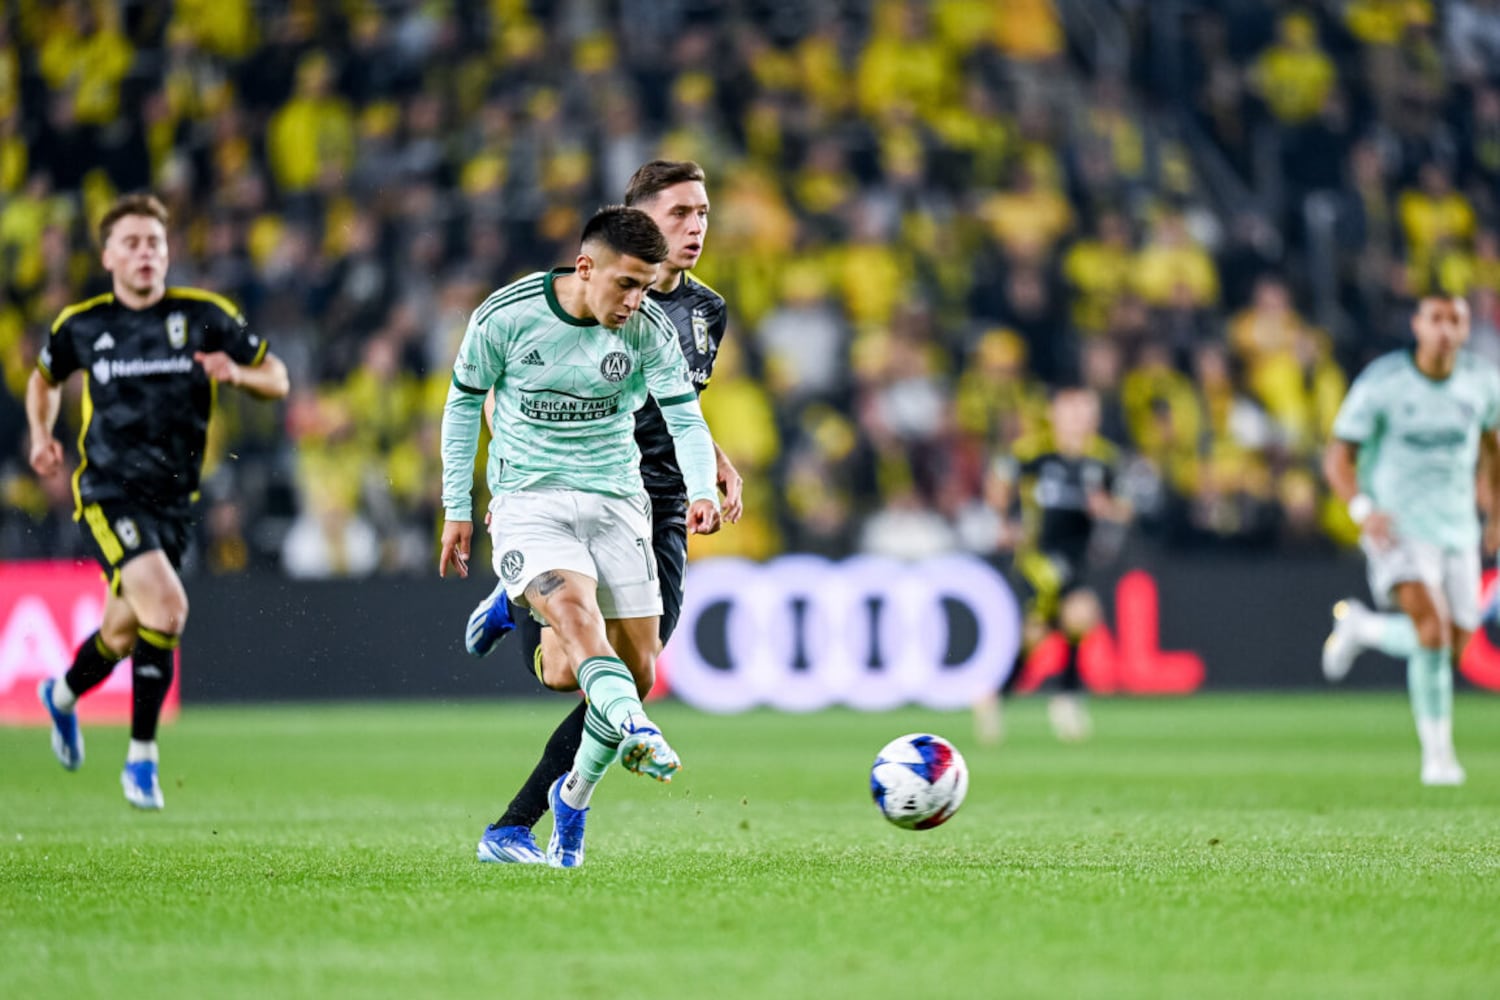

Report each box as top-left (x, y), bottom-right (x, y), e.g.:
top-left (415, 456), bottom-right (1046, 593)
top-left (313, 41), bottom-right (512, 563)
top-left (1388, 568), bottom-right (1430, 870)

top-left (5, 694), bottom-right (1500, 999)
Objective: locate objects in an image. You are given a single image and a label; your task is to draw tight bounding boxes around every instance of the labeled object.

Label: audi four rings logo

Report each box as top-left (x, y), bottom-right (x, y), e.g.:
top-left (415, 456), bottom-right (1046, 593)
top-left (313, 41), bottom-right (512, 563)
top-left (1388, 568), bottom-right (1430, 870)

top-left (665, 554), bottom-right (1022, 713)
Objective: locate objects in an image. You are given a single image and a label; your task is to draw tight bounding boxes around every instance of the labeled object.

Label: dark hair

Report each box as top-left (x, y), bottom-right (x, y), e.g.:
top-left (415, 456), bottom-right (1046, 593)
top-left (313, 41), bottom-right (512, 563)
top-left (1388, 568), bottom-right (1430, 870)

top-left (99, 193), bottom-right (169, 246)
top-left (581, 205), bottom-right (668, 264)
top-left (623, 160), bottom-right (706, 207)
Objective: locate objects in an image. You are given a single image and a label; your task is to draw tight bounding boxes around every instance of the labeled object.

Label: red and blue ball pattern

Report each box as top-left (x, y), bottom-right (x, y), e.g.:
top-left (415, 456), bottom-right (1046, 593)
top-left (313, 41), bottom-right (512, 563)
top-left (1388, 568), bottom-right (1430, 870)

top-left (870, 733), bottom-right (969, 830)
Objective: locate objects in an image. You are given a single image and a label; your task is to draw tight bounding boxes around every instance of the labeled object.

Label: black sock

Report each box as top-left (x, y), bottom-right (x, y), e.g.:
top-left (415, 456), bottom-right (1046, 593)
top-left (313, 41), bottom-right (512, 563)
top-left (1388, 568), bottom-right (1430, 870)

top-left (131, 627), bottom-right (178, 742)
top-left (517, 612), bottom-right (545, 671)
top-left (63, 631), bottom-right (127, 701)
top-left (494, 699), bottom-right (587, 829)
top-left (1059, 638), bottom-right (1083, 693)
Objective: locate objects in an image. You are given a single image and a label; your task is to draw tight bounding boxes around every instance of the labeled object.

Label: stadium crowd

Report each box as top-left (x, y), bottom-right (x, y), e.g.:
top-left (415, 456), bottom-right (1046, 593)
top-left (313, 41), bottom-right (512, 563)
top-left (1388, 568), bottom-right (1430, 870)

top-left (1, 0), bottom-right (1499, 576)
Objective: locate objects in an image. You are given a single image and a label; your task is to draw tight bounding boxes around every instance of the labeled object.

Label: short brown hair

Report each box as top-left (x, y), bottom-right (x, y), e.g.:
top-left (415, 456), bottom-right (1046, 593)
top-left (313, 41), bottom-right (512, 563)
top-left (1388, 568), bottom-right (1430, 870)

top-left (99, 193), bottom-right (169, 246)
top-left (581, 205), bottom-right (669, 264)
top-left (623, 160), bottom-right (706, 207)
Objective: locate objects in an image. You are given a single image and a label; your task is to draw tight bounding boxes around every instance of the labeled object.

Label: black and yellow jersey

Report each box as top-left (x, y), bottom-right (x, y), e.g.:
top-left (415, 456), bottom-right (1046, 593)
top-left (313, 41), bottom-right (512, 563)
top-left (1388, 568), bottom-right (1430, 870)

top-left (635, 272), bottom-right (727, 503)
top-left (1000, 432), bottom-right (1120, 566)
top-left (37, 287), bottom-right (269, 513)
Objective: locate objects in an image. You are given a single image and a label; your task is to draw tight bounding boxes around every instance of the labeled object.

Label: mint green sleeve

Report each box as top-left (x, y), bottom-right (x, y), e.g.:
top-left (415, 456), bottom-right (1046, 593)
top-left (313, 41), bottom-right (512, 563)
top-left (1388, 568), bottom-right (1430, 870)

top-left (660, 397), bottom-right (719, 504)
top-left (638, 306), bottom-right (716, 503)
top-left (1332, 368), bottom-right (1381, 443)
top-left (441, 308), bottom-right (506, 520)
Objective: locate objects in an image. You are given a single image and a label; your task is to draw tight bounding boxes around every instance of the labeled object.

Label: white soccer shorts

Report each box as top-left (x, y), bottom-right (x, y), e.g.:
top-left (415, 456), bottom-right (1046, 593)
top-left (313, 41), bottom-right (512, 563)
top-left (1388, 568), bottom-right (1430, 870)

top-left (1362, 537), bottom-right (1481, 631)
top-left (488, 488), bottom-right (662, 620)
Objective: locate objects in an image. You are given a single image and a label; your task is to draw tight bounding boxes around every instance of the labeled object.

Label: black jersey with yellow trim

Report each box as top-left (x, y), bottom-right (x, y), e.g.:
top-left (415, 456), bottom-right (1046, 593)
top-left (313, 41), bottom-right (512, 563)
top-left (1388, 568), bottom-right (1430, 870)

top-left (1001, 432), bottom-right (1120, 565)
top-left (635, 272), bottom-right (728, 502)
top-left (37, 287), bottom-right (268, 513)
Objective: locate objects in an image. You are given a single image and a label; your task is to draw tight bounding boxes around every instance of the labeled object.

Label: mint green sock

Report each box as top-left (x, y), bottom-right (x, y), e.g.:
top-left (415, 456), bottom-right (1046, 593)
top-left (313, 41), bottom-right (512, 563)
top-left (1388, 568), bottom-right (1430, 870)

top-left (1432, 649), bottom-right (1454, 723)
top-left (576, 656), bottom-right (642, 730)
top-left (569, 657), bottom-right (640, 785)
top-left (573, 711), bottom-right (621, 784)
top-left (1372, 614), bottom-right (1418, 659)
top-left (1406, 647), bottom-right (1447, 722)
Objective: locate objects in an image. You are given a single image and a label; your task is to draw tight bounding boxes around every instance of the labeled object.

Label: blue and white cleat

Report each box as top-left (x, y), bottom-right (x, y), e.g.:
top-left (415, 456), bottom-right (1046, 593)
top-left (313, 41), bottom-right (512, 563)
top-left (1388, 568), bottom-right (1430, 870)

top-left (618, 715), bottom-right (681, 782)
top-left (546, 776), bottom-right (588, 868)
top-left (38, 678), bottom-right (83, 771)
top-left (121, 760), bottom-right (164, 810)
top-left (476, 824), bottom-right (546, 864)
top-left (465, 580), bottom-right (516, 657)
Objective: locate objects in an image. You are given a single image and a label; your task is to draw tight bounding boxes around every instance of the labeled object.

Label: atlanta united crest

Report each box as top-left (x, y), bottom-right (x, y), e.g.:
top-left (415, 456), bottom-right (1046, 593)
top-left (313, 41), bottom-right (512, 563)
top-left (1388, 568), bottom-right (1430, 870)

top-left (600, 352), bottom-right (631, 383)
top-left (166, 311), bottom-right (187, 349)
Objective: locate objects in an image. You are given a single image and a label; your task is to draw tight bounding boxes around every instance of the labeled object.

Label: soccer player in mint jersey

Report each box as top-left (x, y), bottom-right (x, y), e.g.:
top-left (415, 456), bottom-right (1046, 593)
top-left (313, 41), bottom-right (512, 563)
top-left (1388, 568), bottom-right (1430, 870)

top-left (438, 206), bottom-right (722, 867)
top-left (464, 161), bottom-right (743, 865)
top-left (27, 193), bottom-right (290, 809)
top-left (1321, 295), bottom-right (1500, 786)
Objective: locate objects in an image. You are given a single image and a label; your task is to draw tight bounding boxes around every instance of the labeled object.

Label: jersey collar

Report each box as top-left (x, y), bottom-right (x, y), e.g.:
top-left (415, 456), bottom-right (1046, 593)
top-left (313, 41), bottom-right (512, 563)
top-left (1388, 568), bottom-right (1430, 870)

top-left (543, 268), bottom-right (598, 327)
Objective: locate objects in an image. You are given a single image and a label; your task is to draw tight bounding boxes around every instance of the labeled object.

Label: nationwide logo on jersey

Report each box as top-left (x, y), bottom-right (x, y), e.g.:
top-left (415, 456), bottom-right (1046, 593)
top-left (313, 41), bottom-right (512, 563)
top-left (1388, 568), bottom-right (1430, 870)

top-left (166, 312), bottom-right (188, 349)
top-left (691, 308), bottom-right (709, 353)
top-left (499, 549), bottom-right (525, 583)
top-left (599, 352), bottom-right (632, 383)
top-left (93, 332), bottom-right (115, 351)
top-left (90, 356), bottom-right (196, 386)
top-left (522, 349), bottom-right (545, 365)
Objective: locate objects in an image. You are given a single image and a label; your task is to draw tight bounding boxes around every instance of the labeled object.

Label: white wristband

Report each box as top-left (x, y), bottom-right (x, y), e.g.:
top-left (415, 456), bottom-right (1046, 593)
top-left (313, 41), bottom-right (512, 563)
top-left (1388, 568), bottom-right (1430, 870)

top-left (1347, 494), bottom-right (1374, 526)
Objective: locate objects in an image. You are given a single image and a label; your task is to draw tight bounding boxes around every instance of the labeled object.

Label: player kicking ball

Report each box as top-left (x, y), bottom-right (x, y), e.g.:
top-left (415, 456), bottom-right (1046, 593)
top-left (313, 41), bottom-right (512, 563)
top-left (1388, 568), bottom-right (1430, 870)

top-left (1321, 295), bottom-right (1500, 786)
top-left (439, 206), bottom-right (721, 867)
top-left (463, 161), bottom-right (740, 866)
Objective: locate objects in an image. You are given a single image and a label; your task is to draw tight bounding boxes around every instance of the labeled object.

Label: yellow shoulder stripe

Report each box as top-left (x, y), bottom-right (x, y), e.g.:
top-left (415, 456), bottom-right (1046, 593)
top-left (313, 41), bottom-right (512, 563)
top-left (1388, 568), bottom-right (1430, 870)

top-left (685, 271), bottom-right (724, 301)
top-left (51, 292), bottom-right (115, 333)
top-left (167, 286), bottom-right (244, 320)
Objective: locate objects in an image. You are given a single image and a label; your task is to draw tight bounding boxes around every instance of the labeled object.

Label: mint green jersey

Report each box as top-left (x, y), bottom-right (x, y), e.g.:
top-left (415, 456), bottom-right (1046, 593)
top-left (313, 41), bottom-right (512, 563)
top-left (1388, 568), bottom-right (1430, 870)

top-left (441, 269), bottom-right (715, 519)
top-left (1332, 350), bottom-right (1500, 549)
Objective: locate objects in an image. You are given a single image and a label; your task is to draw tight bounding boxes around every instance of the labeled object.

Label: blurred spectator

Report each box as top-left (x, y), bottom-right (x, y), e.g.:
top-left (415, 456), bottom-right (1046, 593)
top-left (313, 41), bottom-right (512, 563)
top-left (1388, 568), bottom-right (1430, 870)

top-left (3, 0), bottom-right (1493, 570)
top-left (1250, 11), bottom-right (1337, 127)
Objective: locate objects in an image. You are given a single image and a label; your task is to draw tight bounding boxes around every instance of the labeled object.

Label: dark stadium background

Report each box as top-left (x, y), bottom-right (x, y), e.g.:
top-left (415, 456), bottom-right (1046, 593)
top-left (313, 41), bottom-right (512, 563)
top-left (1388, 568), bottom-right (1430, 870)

top-left (3, 0), bottom-right (1500, 705)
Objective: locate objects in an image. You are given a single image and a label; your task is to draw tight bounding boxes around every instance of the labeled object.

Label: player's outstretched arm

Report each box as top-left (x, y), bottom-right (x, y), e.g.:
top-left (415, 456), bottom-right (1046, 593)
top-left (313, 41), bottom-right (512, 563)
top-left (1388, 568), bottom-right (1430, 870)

top-left (1324, 438), bottom-right (1392, 547)
top-left (659, 397), bottom-right (721, 535)
top-left (713, 440), bottom-right (743, 523)
top-left (195, 349), bottom-right (290, 400)
top-left (25, 369), bottom-right (65, 478)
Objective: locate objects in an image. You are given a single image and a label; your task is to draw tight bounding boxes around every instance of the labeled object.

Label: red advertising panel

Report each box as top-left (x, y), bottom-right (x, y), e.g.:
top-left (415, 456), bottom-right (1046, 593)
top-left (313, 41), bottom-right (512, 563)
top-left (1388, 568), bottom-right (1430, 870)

top-left (0, 560), bottom-right (179, 725)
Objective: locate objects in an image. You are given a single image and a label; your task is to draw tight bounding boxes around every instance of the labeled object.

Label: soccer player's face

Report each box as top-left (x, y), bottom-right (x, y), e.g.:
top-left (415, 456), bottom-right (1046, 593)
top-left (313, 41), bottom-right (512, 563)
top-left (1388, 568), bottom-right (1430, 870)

top-left (103, 215), bottom-right (169, 296)
top-left (582, 248), bottom-right (660, 328)
top-left (1412, 298), bottom-right (1466, 356)
top-left (641, 181), bottom-right (709, 272)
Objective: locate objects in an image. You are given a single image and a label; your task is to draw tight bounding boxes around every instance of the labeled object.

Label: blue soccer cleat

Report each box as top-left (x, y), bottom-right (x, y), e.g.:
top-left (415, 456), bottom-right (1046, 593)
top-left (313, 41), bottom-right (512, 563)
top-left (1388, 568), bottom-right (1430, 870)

top-left (476, 824), bottom-right (546, 864)
top-left (121, 760), bottom-right (164, 810)
top-left (546, 776), bottom-right (588, 868)
top-left (38, 678), bottom-right (83, 771)
top-left (618, 715), bottom-right (681, 782)
top-left (465, 580), bottom-right (516, 657)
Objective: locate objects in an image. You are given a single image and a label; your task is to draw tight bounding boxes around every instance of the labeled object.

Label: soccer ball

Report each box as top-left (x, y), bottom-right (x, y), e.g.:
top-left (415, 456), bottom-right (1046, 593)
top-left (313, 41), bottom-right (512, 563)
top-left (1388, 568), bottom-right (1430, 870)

top-left (869, 733), bottom-right (968, 830)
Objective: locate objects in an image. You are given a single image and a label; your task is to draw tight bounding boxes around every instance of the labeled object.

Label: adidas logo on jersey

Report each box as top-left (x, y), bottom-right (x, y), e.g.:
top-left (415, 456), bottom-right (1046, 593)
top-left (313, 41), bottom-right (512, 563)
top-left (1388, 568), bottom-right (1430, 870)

top-left (93, 332), bottom-right (115, 351)
top-left (522, 350), bottom-right (544, 365)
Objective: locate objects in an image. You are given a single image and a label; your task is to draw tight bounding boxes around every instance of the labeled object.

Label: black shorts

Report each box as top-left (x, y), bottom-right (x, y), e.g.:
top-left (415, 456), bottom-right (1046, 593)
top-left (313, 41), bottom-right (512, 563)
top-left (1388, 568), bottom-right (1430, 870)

top-left (650, 497), bottom-right (689, 644)
top-left (76, 499), bottom-right (191, 595)
top-left (1012, 549), bottom-right (1085, 626)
